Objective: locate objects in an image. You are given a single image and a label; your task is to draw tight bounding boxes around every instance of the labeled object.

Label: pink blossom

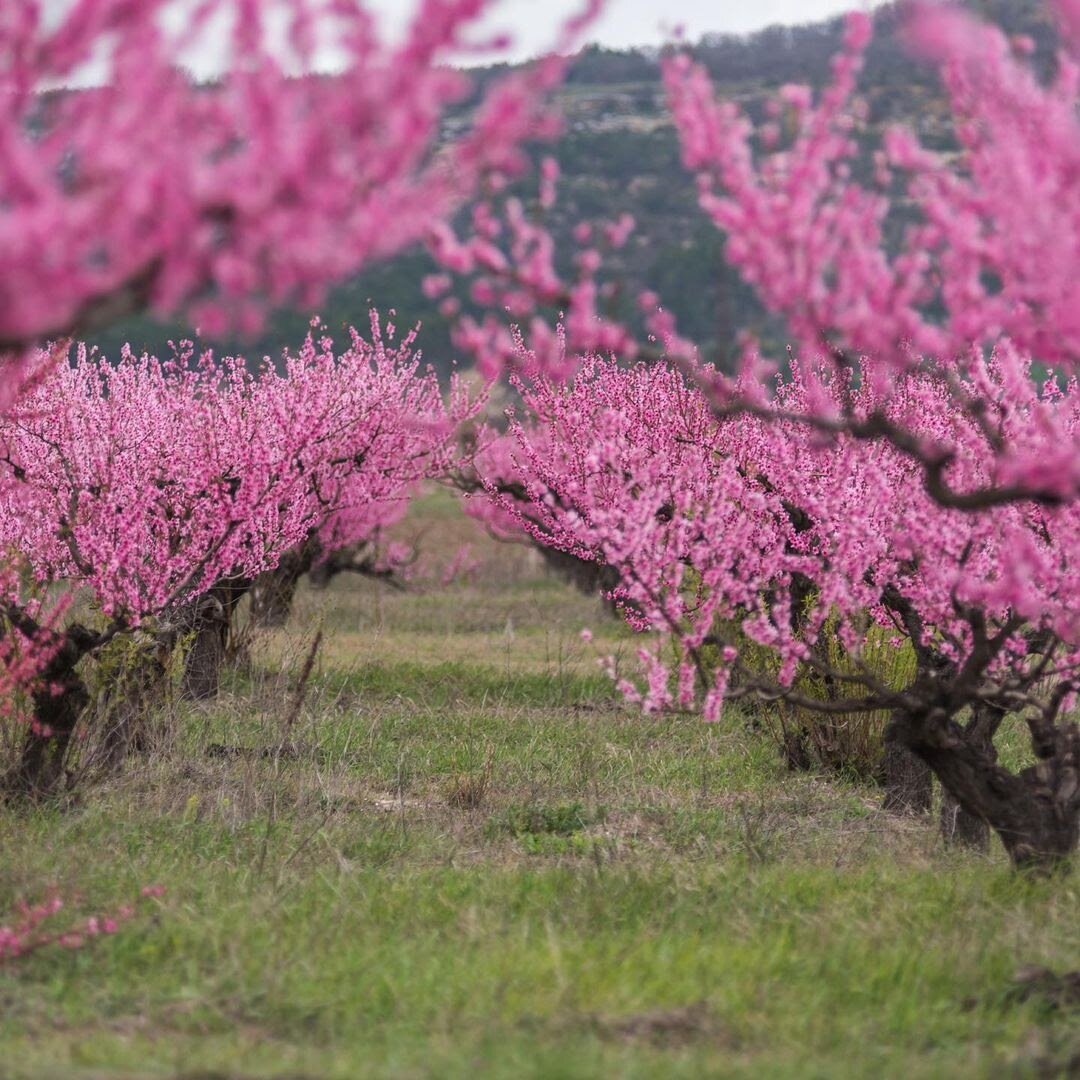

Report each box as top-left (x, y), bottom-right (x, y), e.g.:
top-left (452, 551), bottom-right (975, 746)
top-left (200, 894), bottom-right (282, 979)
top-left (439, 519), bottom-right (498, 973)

top-left (0, 1), bottom-right (592, 356)
top-left (1, 885), bottom-right (163, 963)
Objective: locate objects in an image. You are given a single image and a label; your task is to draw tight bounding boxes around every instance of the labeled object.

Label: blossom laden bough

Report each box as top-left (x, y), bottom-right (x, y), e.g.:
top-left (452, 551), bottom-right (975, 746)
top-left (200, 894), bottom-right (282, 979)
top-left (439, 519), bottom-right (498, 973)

top-left (0, 0), bottom-right (594, 356)
top-left (481, 351), bottom-right (1080, 867)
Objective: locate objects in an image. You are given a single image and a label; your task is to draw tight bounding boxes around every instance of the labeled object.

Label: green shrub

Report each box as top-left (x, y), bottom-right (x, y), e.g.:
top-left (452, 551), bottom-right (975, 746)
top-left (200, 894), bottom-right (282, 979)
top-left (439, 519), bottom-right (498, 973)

top-left (706, 610), bottom-right (916, 783)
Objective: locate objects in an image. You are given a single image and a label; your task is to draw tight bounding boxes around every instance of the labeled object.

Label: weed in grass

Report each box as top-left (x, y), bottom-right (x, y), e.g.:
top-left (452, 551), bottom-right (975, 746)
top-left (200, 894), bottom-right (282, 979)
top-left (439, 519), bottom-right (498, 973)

top-left (443, 745), bottom-right (495, 810)
top-left (487, 800), bottom-right (603, 840)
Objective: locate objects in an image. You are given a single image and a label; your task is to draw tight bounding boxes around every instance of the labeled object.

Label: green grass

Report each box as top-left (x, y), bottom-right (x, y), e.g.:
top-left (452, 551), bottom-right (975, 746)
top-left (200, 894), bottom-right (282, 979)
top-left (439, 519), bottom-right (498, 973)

top-left (1, 492), bottom-right (1078, 1078)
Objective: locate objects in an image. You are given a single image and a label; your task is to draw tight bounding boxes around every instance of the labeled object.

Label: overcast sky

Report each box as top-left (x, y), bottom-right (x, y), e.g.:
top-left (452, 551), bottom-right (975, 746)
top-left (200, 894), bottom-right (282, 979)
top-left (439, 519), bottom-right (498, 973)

top-left (373, 1), bottom-right (885, 63)
top-left (55, 0), bottom-right (886, 83)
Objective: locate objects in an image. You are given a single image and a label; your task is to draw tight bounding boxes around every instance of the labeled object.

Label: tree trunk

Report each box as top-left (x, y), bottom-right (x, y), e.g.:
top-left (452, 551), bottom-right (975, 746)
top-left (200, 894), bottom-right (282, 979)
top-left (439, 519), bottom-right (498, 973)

top-left (249, 544), bottom-right (314, 628)
top-left (174, 586), bottom-right (242, 701)
top-left (938, 702), bottom-right (1002, 853)
top-left (8, 629), bottom-right (97, 799)
top-left (922, 747), bottom-right (1076, 872)
top-left (307, 540), bottom-right (381, 591)
top-left (307, 556), bottom-right (335, 590)
top-left (940, 791), bottom-right (991, 851)
top-left (780, 726), bottom-right (813, 772)
top-left (896, 706), bottom-right (1079, 873)
top-left (882, 718), bottom-right (933, 815)
top-left (181, 606), bottom-right (227, 701)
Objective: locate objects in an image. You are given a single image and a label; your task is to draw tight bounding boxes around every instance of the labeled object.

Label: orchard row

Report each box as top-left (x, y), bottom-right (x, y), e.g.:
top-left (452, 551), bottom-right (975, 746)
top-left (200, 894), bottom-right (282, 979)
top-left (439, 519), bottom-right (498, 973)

top-left (1, 1), bottom-right (1080, 869)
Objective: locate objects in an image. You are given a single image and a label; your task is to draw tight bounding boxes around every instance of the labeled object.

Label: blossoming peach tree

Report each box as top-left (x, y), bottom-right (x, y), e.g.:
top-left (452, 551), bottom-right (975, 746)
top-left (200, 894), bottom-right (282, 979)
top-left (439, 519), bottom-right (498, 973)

top-left (176, 317), bottom-right (477, 698)
top-left (444, 1), bottom-right (1080, 871)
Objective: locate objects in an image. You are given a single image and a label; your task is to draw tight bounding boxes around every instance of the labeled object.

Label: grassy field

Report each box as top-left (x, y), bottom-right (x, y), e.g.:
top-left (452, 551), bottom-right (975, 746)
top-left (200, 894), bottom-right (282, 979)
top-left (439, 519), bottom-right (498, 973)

top-left (1, 491), bottom-right (1078, 1079)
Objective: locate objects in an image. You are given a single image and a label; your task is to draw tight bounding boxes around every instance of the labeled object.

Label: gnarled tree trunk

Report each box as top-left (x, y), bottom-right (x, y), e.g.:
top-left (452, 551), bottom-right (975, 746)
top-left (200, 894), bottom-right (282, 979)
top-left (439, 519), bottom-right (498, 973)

top-left (938, 701), bottom-right (1002, 853)
top-left (15, 669), bottom-right (89, 798)
top-left (249, 540), bottom-right (318, 628)
top-left (896, 706), bottom-right (1079, 873)
top-left (882, 722), bottom-right (933, 815)
top-left (180, 596), bottom-right (228, 700)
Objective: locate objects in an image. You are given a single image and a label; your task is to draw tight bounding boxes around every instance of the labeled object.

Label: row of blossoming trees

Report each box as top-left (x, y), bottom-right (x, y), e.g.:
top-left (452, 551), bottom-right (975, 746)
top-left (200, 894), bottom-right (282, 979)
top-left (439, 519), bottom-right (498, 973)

top-left (444, 1), bottom-right (1080, 871)
top-left (0, 0), bottom-right (595, 794)
top-left (3, 0), bottom-right (1080, 873)
top-left (0, 321), bottom-right (475, 791)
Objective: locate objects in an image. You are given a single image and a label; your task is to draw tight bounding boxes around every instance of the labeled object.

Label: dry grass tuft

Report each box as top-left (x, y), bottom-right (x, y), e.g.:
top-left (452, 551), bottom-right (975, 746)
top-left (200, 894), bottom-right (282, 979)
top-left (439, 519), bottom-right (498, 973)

top-left (443, 745), bottom-right (495, 810)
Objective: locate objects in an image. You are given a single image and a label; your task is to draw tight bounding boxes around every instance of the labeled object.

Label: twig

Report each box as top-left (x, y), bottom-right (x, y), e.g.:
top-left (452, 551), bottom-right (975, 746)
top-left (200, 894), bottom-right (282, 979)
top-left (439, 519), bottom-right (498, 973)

top-left (255, 630), bottom-right (323, 879)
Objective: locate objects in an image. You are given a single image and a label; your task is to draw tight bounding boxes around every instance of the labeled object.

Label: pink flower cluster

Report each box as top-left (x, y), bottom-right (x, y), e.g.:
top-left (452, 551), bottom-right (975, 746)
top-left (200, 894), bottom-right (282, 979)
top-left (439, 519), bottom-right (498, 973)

top-left (0, 885), bottom-right (164, 963)
top-left (0, 318), bottom-right (463, 626)
top-left (0, 1), bottom-right (587, 355)
top-left (426, 169), bottom-right (642, 379)
top-left (666, 4), bottom-right (1080, 370)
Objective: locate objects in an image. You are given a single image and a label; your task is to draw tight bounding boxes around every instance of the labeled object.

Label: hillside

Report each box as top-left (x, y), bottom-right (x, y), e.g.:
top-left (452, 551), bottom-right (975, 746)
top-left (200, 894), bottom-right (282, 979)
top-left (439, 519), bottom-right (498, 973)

top-left (89, 0), bottom-right (1052, 375)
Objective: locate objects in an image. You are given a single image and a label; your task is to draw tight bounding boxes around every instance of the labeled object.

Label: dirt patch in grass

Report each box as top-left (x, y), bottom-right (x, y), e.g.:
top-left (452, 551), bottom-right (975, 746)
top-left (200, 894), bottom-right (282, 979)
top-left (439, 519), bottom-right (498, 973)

top-left (591, 1002), bottom-right (730, 1049)
top-left (1005, 966), bottom-right (1080, 1012)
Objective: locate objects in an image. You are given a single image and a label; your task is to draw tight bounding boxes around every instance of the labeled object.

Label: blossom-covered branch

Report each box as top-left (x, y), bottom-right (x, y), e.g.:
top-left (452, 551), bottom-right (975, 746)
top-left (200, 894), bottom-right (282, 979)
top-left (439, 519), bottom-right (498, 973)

top-left (0, 0), bottom-right (596, 354)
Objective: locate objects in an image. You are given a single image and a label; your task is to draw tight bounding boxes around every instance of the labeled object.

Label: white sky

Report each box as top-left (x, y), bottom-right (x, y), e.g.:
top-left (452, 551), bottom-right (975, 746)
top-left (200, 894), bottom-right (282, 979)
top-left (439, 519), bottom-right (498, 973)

top-left (49, 0), bottom-right (886, 83)
top-left (373, 1), bottom-right (886, 63)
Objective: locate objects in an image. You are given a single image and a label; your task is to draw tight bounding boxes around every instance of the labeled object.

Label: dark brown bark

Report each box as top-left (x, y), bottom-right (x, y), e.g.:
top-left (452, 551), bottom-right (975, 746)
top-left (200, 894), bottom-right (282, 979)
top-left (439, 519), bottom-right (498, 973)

top-left (848, 593), bottom-right (1073, 869)
top-left (938, 702), bottom-right (1002, 853)
top-left (780, 727), bottom-right (813, 772)
top-left (180, 601), bottom-right (228, 700)
top-left (896, 705), bottom-right (1079, 873)
top-left (876, 587), bottom-right (948, 818)
top-left (249, 544), bottom-right (314, 628)
top-left (881, 723), bottom-right (933, 815)
top-left (307, 539), bottom-right (407, 592)
top-left (8, 624), bottom-right (101, 799)
top-left (15, 670), bottom-right (89, 798)
top-left (306, 541), bottom-right (345, 590)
